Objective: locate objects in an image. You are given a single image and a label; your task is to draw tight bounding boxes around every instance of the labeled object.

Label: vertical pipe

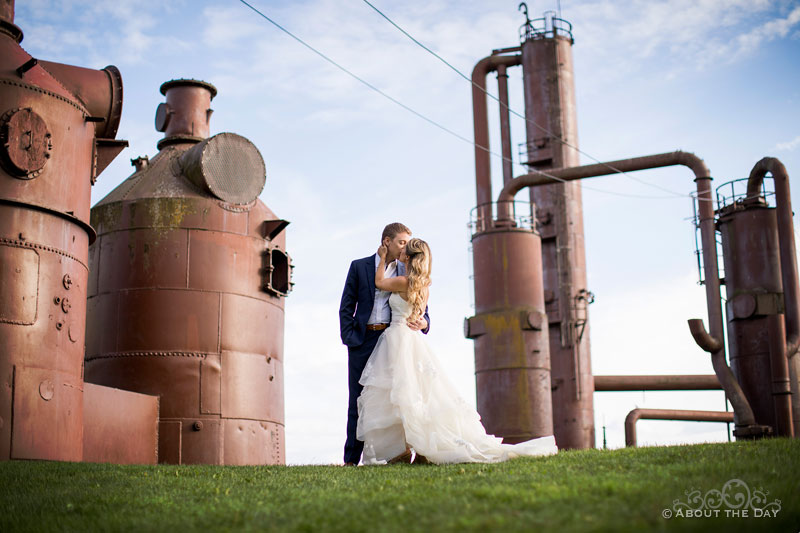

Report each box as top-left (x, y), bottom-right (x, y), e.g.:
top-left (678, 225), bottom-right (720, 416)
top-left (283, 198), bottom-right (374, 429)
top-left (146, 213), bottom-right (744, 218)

top-left (471, 54), bottom-right (521, 231)
top-left (748, 157), bottom-right (800, 436)
top-left (767, 314), bottom-right (794, 436)
top-left (497, 64), bottom-right (513, 186)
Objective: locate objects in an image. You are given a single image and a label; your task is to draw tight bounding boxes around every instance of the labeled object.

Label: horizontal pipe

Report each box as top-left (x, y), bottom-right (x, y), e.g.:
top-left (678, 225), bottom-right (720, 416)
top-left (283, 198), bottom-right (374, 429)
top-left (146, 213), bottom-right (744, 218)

top-left (594, 375), bottom-right (721, 391)
top-left (497, 150), bottom-right (710, 203)
top-left (625, 408), bottom-right (734, 447)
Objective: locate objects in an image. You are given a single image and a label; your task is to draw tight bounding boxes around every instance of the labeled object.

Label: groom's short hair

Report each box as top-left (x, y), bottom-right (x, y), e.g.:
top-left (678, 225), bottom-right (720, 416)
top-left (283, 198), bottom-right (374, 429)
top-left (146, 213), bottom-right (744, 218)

top-left (382, 222), bottom-right (411, 242)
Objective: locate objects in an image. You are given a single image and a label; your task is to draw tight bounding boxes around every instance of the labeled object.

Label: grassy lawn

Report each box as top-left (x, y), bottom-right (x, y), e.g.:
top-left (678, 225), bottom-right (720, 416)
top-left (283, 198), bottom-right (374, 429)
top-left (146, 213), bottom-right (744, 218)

top-left (1, 438), bottom-right (798, 532)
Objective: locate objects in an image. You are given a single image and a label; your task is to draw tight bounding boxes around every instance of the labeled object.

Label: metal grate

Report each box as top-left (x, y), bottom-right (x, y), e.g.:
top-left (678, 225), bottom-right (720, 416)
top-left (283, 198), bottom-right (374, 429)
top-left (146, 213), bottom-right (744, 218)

top-left (198, 133), bottom-right (266, 205)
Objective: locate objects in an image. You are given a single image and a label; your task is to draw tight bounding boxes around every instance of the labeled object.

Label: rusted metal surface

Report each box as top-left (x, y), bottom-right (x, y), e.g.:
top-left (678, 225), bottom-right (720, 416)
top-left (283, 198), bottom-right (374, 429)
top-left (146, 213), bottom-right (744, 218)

top-left (624, 409), bottom-right (734, 448)
top-left (518, 12), bottom-right (593, 450)
top-left (155, 79), bottom-right (216, 146)
top-left (496, 64), bottom-right (513, 185)
top-left (466, 227), bottom-right (553, 442)
top-left (83, 383), bottom-right (159, 464)
top-left (594, 375), bottom-right (721, 391)
top-left (0, 0), bottom-right (125, 462)
top-left (746, 157), bottom-right (799, 437)
top-left (717, 197), bottom-right (790, 436)
top-left (85, 79), bottom-right (291, 465)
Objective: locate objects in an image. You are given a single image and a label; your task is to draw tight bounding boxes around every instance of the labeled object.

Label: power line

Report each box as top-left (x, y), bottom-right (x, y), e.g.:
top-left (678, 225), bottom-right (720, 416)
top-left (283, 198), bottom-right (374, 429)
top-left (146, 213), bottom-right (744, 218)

top-left (236, 0), bottom-right (689, 201)
top-left (361, 0), bottom-right (700, 201)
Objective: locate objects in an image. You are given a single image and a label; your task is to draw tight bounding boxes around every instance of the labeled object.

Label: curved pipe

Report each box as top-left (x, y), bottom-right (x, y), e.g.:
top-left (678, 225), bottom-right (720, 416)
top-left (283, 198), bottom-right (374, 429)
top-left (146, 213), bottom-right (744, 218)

top-left (746, 158), bottom-right (800, 358)
top-left (625, 408), bottom-right (734, 447)
top-left (496, 150), bottom-right (758, 430)
top-left (687, 319), bottom-right (724, 353)
top-left (472, 51), bottom-right (521, 228)
top-left (748, 157), bottom-right (799, 437)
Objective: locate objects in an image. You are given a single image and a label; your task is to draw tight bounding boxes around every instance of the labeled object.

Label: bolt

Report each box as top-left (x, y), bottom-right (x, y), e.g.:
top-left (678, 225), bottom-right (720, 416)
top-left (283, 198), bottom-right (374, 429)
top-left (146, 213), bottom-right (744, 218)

top-left (55, 321), bottom-right (63, 331)
top-left (62, 274), bottom-right (73, 290)
top-left (193, 421), bottom-right (203, 431)
top-left (61, 298), bottom-right (71, 313)
top-left (54, 296), bottom-right (61, 305)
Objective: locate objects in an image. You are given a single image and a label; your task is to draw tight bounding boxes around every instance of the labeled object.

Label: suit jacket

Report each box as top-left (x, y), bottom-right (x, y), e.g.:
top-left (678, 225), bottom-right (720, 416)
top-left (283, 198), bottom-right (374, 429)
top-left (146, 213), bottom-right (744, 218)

top-left (339, 254), bottom-right (430, 348)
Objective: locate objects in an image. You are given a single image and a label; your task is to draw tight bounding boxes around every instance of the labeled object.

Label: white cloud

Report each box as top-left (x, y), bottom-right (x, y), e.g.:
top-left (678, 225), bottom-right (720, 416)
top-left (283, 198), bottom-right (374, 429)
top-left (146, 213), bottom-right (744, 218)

top-left (774, 135), bottom-right (800, 152)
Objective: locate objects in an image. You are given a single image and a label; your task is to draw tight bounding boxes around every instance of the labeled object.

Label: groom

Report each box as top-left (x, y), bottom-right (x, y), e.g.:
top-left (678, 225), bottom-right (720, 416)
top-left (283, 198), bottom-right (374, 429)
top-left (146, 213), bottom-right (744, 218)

top-left (339, 222), bottom-right (430, 465)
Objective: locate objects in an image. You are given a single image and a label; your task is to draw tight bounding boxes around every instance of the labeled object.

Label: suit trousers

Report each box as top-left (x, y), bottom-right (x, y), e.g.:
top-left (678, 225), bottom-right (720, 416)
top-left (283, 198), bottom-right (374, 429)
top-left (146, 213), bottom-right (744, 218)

top-left (344, 329), bottom-right (384, 464)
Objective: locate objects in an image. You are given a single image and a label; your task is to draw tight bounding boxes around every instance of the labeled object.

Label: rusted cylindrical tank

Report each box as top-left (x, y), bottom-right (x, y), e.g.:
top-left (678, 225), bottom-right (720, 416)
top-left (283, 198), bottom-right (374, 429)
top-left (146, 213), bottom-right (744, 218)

top-left (718, 196), bottom-right (791, 436)
top-left (85, 79), bottom-right (292, 465)
top-left (0, 1), bottom-right (125, 462)
top-left (466, 225), bottom-right (553, 442)
top-left (519, 13), bottom-right (594, 449)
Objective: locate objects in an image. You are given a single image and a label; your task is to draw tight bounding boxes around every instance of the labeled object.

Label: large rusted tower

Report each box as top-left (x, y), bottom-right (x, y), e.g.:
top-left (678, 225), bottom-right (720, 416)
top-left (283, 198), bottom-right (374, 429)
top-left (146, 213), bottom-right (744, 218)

top-left (0, 0), bottom-right (127, 461)
top-left (466, 7), bottom-right (593, 449)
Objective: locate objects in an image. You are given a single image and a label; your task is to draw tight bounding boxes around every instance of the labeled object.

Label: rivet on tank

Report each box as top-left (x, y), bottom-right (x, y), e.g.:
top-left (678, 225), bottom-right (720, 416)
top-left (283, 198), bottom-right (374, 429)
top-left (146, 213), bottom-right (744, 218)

top-left (0, 0), bottom-right (127, 462)
top-left (85, 79), bottom-right (293, 465)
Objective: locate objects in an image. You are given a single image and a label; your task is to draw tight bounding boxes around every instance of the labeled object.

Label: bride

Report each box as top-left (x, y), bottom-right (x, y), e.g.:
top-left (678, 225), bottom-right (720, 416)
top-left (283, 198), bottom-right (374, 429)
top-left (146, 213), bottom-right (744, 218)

top-left (356, 238), bottom-right (558, 464)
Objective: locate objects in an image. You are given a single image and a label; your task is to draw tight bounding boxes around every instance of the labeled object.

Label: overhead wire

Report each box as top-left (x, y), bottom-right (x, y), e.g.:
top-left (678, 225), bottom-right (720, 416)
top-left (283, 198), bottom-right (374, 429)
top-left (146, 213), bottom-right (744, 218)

top-left (236, 0), bottom-right (695, 201)
top-left (361, 0), bottom-right (703, 201)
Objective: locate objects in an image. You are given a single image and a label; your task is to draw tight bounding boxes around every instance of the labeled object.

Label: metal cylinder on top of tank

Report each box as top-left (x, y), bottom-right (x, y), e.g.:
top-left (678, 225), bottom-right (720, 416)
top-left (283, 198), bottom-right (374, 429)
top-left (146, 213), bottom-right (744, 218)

top-left (85, 79), bottom-right (292, 465)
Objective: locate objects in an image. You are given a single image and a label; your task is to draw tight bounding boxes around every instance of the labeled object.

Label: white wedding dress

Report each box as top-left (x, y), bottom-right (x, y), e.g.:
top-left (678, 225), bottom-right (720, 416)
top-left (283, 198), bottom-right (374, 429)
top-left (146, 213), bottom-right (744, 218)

top-left (356, 293), bottom-right (558, 464)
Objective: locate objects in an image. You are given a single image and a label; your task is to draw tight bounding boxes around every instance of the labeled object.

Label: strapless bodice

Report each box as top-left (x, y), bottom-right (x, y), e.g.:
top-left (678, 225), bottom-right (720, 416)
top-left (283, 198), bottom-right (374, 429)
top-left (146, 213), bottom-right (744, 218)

top-left (389, 292), bottom-right (411, 325)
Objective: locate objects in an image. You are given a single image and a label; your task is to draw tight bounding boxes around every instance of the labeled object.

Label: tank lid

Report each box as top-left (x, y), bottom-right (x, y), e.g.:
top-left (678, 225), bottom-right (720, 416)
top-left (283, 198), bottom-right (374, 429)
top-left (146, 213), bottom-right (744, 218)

top-left (160, 78), bottom-right (218, 99)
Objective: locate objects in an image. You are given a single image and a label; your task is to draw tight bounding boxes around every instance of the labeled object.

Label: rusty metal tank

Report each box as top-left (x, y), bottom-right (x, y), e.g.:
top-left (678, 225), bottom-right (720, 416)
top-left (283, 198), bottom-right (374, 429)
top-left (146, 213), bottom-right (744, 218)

top-left (466, 212), bottom-right (553, 442)
top-left (519, 11), bottom-right (594, 449)
top-left (84, 79), bottom-right (292, 465)
top-left (717, 186), bottom-right (791, 436)
top-left (0, 0), bottom-right (126, 461)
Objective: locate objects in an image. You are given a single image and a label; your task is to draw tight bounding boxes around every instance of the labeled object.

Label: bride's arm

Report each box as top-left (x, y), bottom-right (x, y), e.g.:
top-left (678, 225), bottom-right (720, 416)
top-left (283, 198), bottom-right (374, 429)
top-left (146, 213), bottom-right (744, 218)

top-left (375, 245), bottom-right (408, 293)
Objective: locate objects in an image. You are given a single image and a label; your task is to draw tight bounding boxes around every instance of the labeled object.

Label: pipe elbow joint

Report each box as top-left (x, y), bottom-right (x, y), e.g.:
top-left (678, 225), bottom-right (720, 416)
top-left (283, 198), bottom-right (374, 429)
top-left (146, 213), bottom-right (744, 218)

top-left (688, 318), bottom-right (723, 353)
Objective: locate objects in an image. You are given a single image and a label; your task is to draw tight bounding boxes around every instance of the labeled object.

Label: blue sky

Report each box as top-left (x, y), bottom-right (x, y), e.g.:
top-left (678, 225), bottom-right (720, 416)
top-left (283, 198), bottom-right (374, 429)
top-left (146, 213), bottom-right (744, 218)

top-left (14, 0), bottom-right (800, 463)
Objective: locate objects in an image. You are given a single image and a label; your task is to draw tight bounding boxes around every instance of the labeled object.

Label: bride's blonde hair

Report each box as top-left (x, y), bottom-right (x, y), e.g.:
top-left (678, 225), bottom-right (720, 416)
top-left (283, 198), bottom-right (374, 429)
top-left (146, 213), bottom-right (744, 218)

top-left (404, 238), bottom-right (432, 323)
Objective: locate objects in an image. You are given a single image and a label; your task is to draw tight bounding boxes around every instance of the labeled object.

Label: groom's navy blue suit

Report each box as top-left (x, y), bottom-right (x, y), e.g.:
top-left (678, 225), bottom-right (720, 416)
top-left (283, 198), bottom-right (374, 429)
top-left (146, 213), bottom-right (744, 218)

top-left (339, 254), bottom-right (430, 464)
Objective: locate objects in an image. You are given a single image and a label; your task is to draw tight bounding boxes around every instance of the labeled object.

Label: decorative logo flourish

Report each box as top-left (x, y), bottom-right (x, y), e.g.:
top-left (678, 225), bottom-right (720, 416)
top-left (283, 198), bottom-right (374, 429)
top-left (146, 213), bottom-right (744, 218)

top-left (662, 479), bottom-right (781, 519)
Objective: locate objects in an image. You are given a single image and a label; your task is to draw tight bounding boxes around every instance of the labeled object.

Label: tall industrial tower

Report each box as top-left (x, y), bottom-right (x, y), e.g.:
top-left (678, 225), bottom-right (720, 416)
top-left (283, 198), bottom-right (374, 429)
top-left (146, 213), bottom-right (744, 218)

top-left (467, 7), bottom-right (594, 449)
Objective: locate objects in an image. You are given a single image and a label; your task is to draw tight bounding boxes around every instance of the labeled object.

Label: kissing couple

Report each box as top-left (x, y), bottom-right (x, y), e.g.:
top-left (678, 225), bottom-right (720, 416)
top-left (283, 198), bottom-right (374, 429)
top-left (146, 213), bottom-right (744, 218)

top-left (339, 222), bottom-right (558, 465)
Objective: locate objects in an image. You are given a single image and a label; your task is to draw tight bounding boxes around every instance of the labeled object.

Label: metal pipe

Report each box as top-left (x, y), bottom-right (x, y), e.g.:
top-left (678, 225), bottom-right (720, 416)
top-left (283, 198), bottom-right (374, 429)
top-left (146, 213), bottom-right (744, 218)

top-left (498, 150), bottom-right (710, 203)
top-left (496, 64), bottom-right (513, 185)
top-left (496, 150), bottom-right (758, 432)
top-left (625, 408), bottom-right (734, 447)
top-left (747, 157), bottom-right (799, 435)
top-left (471, 51), bottom-right (521, 228)
top-left (767, 314), bottom-right (794, 436)
top-left (594, 375), bottom-right (721, 391)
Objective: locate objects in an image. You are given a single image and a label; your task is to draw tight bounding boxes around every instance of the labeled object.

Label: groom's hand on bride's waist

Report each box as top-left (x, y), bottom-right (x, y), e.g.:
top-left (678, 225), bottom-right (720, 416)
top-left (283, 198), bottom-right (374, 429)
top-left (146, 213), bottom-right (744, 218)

top-left (406, 317), bottom-right (428, 331)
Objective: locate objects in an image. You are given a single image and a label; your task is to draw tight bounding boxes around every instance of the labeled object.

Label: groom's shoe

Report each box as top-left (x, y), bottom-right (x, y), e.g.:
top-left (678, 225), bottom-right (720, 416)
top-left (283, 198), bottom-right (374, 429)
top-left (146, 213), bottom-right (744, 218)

top-left (412, 452), bottom-right (432, 465)
top-left (387, 448), bottom-right (413, 464)
top-left (344, 462), bottom-right (358, 466)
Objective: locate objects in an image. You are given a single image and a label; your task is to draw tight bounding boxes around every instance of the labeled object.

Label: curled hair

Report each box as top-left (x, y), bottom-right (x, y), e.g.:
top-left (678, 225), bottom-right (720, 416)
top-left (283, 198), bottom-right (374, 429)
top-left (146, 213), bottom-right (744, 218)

top-left (404, 238), bottom-right (432, 323)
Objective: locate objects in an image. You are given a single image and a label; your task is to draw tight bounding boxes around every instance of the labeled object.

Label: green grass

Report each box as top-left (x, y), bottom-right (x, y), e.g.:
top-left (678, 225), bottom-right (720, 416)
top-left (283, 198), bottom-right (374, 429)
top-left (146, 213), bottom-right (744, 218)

top-left (1, 438), bottom-right (798, 532)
